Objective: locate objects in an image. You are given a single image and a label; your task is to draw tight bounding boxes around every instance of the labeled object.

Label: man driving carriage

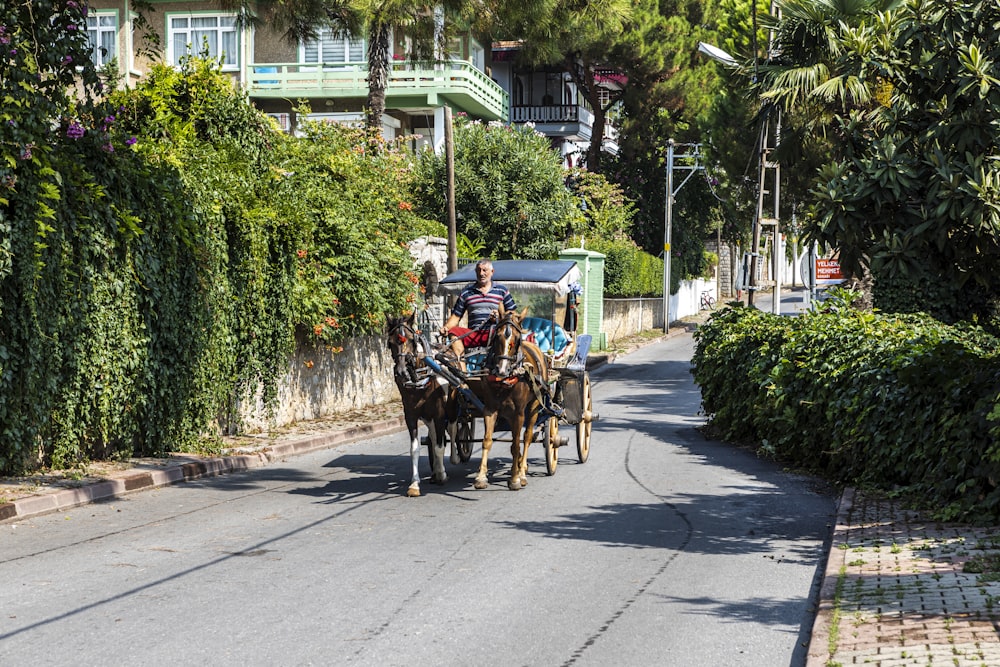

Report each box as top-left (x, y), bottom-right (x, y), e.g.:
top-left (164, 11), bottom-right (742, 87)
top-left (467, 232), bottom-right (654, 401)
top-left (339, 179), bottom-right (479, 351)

top-left (440, 258), bottom-right (517, 370)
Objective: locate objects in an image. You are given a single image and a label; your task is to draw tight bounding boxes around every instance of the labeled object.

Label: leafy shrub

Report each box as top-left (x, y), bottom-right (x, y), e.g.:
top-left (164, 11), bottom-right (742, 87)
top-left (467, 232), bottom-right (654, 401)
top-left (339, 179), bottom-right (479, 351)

top-left (692, 296), bottom-right (1000, 522)
top-left (563, 168), bottom-right (636, 241)
top-left (269, 118), bottom-right (436, 340)
top-left (0, 53), bottom-right (437, 473)
top-left (412, 117), bottom-right (576, 259)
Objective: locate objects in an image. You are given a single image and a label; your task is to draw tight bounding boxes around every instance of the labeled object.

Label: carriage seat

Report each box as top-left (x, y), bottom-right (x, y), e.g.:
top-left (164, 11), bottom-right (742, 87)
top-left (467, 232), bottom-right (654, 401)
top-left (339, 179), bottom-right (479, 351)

top-left (520, 317), bottom-right (570, 356)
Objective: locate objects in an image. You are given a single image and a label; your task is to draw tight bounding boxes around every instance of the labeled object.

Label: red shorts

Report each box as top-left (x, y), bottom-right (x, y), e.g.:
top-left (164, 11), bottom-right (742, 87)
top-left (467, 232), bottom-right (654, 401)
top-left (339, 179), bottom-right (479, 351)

top-left (448, 327), bottom-right (491, 348)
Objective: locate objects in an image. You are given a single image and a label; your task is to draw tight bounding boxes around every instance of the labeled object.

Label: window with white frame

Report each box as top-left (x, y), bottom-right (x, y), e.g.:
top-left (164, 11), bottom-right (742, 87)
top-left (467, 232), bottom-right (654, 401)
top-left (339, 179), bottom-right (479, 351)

top-left (87, 13), bottom-right (116, 67)
top-left (300, 29), bottom-right (365, 66)
top-left (168, 14), bottom-right (238, 69)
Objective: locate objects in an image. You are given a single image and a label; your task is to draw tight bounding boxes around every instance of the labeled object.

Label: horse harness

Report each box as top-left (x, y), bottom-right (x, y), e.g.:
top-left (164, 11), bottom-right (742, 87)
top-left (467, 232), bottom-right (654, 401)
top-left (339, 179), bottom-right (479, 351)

top-left (388, 318), bottom-right (435, 388)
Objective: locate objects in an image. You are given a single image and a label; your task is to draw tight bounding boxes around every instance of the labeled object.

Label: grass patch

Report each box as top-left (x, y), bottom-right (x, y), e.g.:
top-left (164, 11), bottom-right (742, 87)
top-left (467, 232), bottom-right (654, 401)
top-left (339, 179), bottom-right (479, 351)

top-left (963, 553), bottom-right (1000, 575)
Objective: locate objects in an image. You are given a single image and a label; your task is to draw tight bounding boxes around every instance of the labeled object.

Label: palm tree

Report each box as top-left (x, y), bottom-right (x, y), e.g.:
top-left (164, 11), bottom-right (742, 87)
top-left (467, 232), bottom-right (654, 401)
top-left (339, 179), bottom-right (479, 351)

top-left (754, 0), bottom-right (904, 121)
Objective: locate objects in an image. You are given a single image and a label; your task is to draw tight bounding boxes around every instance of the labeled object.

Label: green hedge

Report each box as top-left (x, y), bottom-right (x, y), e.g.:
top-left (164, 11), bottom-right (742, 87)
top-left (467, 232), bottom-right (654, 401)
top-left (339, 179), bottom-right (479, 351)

top-left (691, 295), bottom-right (1000, 522)
top-left (585, 236), bottom-right (664, 297)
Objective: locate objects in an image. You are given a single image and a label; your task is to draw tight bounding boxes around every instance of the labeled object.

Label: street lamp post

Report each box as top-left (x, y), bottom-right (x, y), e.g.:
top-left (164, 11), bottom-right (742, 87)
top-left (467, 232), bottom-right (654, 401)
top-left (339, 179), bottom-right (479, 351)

top-left (663, 140), bottom-right (703, 333)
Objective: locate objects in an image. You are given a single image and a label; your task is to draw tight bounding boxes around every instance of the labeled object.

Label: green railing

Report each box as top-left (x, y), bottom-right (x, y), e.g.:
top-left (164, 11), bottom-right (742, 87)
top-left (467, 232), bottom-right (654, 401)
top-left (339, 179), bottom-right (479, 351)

top-left (248, 60), bottom-right (508, 120)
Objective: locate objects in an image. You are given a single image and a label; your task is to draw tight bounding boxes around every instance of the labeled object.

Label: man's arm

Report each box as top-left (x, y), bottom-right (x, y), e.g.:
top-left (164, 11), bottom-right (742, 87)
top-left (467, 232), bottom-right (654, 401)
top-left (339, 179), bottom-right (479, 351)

top-left (442, 292), bottom-right (466, 333)
top-left (502, 289), bottom-right (516, 314)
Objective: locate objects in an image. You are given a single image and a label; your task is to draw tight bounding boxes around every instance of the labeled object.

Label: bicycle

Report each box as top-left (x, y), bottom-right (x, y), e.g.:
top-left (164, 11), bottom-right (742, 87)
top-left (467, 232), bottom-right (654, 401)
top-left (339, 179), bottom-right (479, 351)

top-left (699, 290), bottom-right (717, 311)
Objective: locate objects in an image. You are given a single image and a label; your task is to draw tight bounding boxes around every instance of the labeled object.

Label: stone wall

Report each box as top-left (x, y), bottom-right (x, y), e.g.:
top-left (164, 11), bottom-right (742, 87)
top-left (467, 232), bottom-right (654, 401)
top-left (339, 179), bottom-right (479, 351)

top-left (603, 297), bottom-right (663, 343)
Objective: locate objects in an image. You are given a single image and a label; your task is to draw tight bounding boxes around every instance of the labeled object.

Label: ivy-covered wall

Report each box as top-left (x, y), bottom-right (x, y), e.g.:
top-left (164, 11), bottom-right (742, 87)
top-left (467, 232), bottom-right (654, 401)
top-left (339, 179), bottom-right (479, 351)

top-left (0, 48), bottom-right (436, 473)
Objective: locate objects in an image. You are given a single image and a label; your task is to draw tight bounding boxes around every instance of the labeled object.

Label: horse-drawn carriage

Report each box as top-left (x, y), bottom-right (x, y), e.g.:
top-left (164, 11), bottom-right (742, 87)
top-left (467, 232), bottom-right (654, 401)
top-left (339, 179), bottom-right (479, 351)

top-left (388, 259), bottom-right (596, 495)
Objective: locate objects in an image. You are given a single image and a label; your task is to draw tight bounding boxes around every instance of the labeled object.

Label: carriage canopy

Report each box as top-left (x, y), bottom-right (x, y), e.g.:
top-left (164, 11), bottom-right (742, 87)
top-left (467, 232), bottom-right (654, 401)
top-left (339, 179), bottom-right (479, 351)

top-left (438, 260), bottom-right (581, 296)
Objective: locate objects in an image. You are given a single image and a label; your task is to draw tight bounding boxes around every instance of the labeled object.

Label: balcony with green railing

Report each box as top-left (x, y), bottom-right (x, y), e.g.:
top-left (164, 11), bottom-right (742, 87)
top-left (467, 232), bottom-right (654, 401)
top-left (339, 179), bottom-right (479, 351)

top-left (248, 60), bottom-right (508, 121)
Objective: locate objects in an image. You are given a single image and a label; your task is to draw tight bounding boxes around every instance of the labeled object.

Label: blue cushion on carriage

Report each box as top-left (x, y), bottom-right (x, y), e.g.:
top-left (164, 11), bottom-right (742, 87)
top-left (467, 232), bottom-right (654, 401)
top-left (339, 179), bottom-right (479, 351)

top-left (520, 317), bottom-right (569, 354)
top-left (466, 352), bottom-right (486, 372)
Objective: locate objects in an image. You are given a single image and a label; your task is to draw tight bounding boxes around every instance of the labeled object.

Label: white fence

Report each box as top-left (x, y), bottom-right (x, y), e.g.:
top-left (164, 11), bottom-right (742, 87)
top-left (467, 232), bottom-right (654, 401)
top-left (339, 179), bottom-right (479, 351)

top-left (603, 278), bottom-right (717, 344)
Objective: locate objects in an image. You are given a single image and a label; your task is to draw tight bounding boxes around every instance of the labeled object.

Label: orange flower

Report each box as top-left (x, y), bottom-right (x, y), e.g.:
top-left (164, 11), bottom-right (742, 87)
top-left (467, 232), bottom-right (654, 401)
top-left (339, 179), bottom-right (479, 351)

top-left (297, 249), bottom-right (307, 258)
top-left (304, 360), bottom-right (314, 368)
top-left (313, 324), bottom-right (324, 336)
top-left (398, 201), bottom-right (413, 211)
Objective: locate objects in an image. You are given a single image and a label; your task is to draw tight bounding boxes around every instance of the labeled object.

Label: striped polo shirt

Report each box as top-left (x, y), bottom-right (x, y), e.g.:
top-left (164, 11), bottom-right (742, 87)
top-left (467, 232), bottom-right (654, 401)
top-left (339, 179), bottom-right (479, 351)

top-left (451, 284), bottom-right (517, 329)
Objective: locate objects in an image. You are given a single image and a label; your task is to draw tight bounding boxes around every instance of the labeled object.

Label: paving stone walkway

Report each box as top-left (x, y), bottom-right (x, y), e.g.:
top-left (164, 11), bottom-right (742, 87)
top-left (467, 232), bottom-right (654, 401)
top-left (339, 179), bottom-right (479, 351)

top-left (809, 489), bottom-right (1000, 666)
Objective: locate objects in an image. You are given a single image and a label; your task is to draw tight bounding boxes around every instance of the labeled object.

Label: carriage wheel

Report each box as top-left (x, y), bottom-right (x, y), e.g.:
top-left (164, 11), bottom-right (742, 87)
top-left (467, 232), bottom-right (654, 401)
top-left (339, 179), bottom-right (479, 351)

top-left (576, 373), bottom-right (592, 463)
top-left (456, 414), bottom-right (475, 462)
top-left (544, 417), bottom-right (559, 476)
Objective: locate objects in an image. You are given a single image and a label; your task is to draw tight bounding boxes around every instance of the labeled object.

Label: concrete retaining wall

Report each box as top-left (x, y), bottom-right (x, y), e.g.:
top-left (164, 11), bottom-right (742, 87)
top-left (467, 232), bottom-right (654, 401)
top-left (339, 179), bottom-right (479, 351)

top-left (237, 334), bottom-right (398, 432)
top-left (604, 278), bottom-right (717, 344)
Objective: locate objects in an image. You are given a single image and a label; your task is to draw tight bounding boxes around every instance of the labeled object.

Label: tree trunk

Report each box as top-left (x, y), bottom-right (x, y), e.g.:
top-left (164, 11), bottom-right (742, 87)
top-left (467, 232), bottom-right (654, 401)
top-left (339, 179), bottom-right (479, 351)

top-left (366, 21), bottom-right (391, 141)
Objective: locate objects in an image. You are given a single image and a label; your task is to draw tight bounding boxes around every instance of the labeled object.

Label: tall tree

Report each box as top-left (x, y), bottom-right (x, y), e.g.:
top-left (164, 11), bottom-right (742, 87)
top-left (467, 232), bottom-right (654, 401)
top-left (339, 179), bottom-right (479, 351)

top-left (503, 0), bottom-right (633, 173)
top-left (805, 0), bottom-right (1000, 323)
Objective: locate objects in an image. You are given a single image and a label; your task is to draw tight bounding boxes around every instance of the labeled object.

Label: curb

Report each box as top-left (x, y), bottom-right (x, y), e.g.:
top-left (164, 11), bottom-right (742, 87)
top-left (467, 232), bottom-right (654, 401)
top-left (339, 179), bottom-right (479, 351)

top-left (0, 415), bottom-right (407, 524)
top-left (805, 487), bottom-right (854, 667)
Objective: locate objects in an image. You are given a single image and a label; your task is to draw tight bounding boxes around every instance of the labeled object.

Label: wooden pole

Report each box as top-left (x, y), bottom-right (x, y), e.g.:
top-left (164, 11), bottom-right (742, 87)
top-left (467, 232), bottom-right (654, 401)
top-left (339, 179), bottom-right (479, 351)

top-left (444, 106), bottom-right (457, 274)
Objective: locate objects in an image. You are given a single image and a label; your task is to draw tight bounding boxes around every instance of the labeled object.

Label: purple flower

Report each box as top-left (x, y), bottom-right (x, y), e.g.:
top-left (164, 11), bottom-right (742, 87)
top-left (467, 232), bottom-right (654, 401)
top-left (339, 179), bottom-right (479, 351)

top-left (102, 143), bottom-right (114, 153)
top-left (125, 137), bottom-right (137, 146)
top-left (62, 55), bottom-right (73, 65)
top-left (66, 122), bottom-right (85, 139)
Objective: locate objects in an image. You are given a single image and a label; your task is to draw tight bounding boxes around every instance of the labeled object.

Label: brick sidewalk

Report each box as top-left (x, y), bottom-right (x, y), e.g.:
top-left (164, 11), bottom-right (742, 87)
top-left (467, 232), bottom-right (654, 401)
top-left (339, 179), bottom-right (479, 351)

top-left (808, 489), bottom-right (1000, 666)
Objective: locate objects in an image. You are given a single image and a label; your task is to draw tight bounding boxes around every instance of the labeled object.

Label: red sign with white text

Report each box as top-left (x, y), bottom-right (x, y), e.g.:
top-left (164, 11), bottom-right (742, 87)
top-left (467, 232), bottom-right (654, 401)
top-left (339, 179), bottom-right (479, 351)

top-left (815, 258), bottom-right (844, 284)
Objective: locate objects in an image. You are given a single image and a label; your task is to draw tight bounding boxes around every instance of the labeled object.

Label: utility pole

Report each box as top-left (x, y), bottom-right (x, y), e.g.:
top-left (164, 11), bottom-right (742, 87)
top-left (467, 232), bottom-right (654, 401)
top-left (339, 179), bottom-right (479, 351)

top-left (444, 106), bottom-right (457, 274)
top-left (748, 0), bottom-right (782, 314)
top-left (751, 110), bottom-right (781, 313)
top-left (663, 140), bottom-right (703, 333)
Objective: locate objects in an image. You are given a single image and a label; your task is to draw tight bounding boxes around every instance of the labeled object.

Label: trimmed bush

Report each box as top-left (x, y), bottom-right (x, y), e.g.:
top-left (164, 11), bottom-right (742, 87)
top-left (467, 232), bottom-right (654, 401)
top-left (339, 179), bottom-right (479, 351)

top-left (692, 295), bottom-right (1000, 522)
top-left (585, 236), bottom-right (664, 297)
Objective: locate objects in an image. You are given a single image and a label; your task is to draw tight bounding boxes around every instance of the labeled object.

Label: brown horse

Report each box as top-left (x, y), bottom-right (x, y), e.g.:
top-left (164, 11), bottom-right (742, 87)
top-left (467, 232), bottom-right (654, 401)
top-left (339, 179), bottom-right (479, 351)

top-left (467, 308), bottom-right (548, 490)
top-left (387, 313), bottom-right (458, 497)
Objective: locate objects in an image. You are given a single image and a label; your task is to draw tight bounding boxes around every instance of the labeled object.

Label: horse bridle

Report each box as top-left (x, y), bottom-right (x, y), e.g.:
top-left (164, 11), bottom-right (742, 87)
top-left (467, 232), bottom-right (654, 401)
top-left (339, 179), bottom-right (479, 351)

top-left (388, 318), bottom-right (423, 384)
top-left (489, 315), bottom-right (524, 377)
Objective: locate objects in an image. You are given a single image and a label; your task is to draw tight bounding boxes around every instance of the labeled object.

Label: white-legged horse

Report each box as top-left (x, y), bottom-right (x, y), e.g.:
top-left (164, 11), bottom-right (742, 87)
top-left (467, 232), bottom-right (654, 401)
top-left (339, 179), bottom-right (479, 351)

top-left (387, 313), bottom-right (458, 497)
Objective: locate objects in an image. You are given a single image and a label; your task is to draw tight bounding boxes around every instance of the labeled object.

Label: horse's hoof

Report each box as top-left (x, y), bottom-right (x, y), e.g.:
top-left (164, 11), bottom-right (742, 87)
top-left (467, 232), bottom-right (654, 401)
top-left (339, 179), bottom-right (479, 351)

top-left (508, 479), bottom-right (522, 491)
top-left (474, 478), bottom-right (488, 490)
top-left (407, 485), bottom-right (421, 497)
top-left (432, 474), bottom-right (447, 485)
top-left (519, 475), bottom-right (528, 487)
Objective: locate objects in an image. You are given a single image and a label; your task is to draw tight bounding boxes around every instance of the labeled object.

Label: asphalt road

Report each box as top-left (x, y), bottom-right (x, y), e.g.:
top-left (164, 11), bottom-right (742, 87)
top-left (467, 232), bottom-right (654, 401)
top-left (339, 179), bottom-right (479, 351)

top-left (0, 331), bottom-right (837, 667)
